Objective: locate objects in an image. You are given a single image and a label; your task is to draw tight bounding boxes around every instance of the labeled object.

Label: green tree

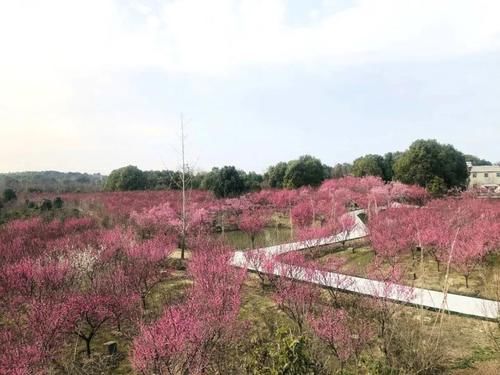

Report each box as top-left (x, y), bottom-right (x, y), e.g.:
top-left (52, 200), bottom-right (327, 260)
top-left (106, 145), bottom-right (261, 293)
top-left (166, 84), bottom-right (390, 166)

top-left (2, 188), bottom-right (17, 203)
top-left (105, 165), bottom-right (146, 191)
top-left (352, 154), bottom-right (387, 180)
top-left (426, 176), bottom-right (447, 197)
top-left (463, 154), bottom-right (492, 166)
top-left (393, 139), bottom-right (468, 189)
top-left (265, 162), bottom-right (289, 188)
top-left (40, 199), bottom-right (53, 211)
top-left (201, 166), bottom-right (246, 198)
top-left (383, 152), bottom-right (402, 181)
top-left (244, 171), bottom-right (264, 191)
top-left (331, 163), bottom-right (352, 179)
top-left (53, 197), bottom-right (64, 209)
top-left (283, 155), bottom-right (326, 188)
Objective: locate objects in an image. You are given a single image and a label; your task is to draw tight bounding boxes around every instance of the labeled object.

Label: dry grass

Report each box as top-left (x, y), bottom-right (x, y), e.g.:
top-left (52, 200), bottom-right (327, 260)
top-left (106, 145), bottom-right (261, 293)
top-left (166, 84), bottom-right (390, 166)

top-left (315, 246), bottom-right (500, 300)
top-left (55, 257), bottom-right (500, 374)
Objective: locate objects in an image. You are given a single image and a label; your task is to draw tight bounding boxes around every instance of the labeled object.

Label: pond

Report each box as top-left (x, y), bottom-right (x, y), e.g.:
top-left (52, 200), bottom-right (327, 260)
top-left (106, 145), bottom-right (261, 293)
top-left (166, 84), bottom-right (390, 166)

top-left (219, 227), bottom-right (292, 251)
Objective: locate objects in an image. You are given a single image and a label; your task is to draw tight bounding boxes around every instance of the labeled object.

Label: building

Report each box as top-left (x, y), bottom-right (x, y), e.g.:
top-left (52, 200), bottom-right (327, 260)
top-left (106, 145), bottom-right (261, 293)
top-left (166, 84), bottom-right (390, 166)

top-left (469, 165), bottom-right (500, 190)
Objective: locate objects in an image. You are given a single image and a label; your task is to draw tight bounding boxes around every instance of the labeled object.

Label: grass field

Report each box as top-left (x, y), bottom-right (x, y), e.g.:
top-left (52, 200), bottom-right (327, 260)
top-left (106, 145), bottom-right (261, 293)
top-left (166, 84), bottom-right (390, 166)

top-left (311, 244), bottom-right (500, 301)
top-left (61, 231), bottom-right (500, 374)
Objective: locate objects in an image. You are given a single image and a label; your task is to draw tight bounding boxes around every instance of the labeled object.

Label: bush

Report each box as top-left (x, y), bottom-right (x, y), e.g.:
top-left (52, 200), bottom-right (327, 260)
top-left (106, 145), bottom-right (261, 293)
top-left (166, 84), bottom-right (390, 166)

top-left (245, 326), bottom-right (317, 374)
top-left (382, 317), bottom-right (447, 374)
top-left (3, 188), bottom-right (17, 203)
top-left (53, 197), bottom-right (64, 209)
top-left (40, 199), bottom-right (53, 211)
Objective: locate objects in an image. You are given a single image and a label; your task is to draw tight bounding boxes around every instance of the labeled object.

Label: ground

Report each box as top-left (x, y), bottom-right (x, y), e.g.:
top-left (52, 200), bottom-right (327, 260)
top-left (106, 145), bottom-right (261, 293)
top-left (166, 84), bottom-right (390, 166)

top-left (61, 230), bottom-right (500, 374)
top-left (310, 243), bottom-right (500, 300)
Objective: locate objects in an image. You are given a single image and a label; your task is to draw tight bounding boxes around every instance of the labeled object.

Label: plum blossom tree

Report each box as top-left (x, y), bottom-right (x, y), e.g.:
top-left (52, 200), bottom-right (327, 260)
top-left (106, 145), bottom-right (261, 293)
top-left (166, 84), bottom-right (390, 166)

top-left (243, 249), bottom-right (275, 287)
top-left (124, 235), bottom-right (175, 309)
top-left (367, 263), bottom-right (415, 357)
top-left (314, 257), bottom-right (353, 308)
top-left (132, 201), bottom-right (212, 259)
top-left (369, 208), bottom-right (414, 264)
top-left (239, 209), bottom-right (268, 249)
top-left (131, 240), bottom-right (246, 374)
top-left (336, 213), bottom-right (357, 248)
top-left (64, 294), bottom-right (113, 358)
top-left (0, 257), bottom-right (73, 306)
top-left (272, 253), bottom-right (319, 333)
top-left (291, 200), bottom-right (315, 229)
top-left (308, 307), bottom-right (373, 371)
top-left (0, 329), bottom-right (44, 375)
top-left (131, 303), bottom-right (201, 374)
top-left (96, 268), bottom-right (140, 332)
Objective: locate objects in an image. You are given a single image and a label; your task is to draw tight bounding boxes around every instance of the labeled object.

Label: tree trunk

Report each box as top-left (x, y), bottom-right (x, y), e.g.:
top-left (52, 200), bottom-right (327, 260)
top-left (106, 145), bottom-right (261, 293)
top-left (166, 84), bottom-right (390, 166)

top-left (465, 274), bottom-right (469, 288)
top-left (84, 338), bottom-right (92, 358)
top-left (180, 234), bottom-right (186, 261)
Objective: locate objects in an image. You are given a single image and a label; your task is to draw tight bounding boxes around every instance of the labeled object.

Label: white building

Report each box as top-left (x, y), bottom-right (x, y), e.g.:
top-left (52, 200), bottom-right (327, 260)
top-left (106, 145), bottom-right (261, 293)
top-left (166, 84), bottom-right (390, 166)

top-left (469, 165), bottom-right (500, 190)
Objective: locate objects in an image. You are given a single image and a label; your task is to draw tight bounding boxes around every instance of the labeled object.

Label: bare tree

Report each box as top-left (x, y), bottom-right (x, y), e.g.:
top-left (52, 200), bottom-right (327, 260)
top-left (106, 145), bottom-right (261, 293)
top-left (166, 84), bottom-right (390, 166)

top-left (180, 114), bottom-right (187, 260)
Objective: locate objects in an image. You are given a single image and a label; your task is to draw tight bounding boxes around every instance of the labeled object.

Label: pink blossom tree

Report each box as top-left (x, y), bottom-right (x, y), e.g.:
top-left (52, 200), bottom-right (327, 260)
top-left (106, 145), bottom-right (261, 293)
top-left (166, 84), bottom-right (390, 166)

top-left (64, 294), bottom-right (113, 357)
top-left (131, 240), bottom-right (246, 373)
top-left (239, 209), bottom-right (268, 249)
top-left (243, 249), bottom-right (275, 287)
top-left (308, 307), bottom-right (373, 371)
top-left (124, 235), bottom-right (175, 309)
top-left (273, 253), bottom-right (319, 333)
top-left (368, 208), bottom-right (414, 265)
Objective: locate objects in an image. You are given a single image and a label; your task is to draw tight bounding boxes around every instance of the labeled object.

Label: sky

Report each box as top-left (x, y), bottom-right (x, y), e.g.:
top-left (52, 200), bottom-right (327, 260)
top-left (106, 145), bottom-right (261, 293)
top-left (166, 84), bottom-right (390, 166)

top-left (0, 0), bottom-right (499, 175)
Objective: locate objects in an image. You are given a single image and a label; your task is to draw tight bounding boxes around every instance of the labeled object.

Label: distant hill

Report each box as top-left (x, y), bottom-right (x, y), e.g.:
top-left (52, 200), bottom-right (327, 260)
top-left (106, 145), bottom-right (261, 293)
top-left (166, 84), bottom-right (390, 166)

top-left (0, 171), bottom-right (105, 193)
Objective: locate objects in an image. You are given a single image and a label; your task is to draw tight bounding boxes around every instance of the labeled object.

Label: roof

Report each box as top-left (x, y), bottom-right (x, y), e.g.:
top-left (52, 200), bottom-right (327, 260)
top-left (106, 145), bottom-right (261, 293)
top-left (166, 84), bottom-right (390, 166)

top-left (470, 165), bottom-right (500, 173)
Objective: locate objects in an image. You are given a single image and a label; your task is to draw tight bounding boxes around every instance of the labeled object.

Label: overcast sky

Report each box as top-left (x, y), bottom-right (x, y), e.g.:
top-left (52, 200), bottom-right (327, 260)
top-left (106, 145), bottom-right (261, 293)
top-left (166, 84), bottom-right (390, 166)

top-left (1, 0), bottom-right (499, 174)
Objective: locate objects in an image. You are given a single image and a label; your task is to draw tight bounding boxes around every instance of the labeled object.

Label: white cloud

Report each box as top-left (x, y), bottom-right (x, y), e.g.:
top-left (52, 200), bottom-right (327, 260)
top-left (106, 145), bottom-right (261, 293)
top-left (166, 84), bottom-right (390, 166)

top-left (1, 0), bottom-right (500, 172)
top-left (1, 0), bottom-right (499, 74)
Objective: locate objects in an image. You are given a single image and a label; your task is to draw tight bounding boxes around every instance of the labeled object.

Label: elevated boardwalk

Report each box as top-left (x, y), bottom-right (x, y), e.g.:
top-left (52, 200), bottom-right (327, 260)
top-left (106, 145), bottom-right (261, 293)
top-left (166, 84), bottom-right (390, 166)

top-left (232, 211), bottom-right (499, 320)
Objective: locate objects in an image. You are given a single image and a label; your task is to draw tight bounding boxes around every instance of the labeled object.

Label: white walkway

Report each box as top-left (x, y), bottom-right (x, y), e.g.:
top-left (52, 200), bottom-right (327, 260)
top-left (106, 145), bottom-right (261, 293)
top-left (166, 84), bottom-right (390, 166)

top-left (232, 211), bottom-right (499, 320)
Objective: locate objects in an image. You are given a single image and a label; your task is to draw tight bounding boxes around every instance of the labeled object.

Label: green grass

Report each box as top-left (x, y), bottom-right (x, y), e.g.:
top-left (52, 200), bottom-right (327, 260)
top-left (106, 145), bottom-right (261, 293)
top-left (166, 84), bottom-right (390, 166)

top-left (452, 346), bottom-right (499, 369)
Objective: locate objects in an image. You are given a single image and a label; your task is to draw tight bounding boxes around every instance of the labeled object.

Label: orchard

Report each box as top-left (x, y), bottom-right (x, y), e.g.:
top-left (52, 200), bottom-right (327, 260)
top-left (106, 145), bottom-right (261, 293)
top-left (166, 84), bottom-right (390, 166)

top-left (1, 177), bottom-right (499, 374)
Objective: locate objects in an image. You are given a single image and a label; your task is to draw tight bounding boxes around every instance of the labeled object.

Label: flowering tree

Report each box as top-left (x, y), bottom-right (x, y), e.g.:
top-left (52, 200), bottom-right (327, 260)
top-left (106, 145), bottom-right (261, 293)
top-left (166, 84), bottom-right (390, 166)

top-left (239, 209), bottom-right (268, 249)
top-left (131, 240), bottom-right (246, 374)
top-left (336, 213), bottom-right (357, 248)
top-left (273, 253), bottom-right (319, 333)
top-left (124, 235), bottom-right (175, 309)
top-left (308, 307), bottom-right (373, 370)
top-left (132, 201), bottom-right (212, 258)
top-left (0, 257), bottom-right (73, 305)
top-left (0, 329), bottom-right (44, 375)
top-left (64, 294), bottom-right (113, 357)
top-left (291, 200), bottom-right (315, 229)
top-left (369, 208), bottom-right (414, 264)
top-left (243, 249), bottom-right (275, 287)
top-left (314, 257), bottom-right (353, 307)
top-left (367, 263), bottom-right (415, 357)
top-left (96, 267), bottom-right (140, 332)
top-left (131, 303), bottom-right (201, 374)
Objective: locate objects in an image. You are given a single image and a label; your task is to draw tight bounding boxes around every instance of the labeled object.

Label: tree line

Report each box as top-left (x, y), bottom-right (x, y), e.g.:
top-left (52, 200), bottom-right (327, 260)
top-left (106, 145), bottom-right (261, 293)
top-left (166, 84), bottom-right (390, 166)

top-left (105, 155), bottom-right (330, 198)
top-left (0, 171), bottom-right (104, 193)
top-left (106, 139), bottom-right (494, 197)
top-left (3, 139), bottom-right (495, 197)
